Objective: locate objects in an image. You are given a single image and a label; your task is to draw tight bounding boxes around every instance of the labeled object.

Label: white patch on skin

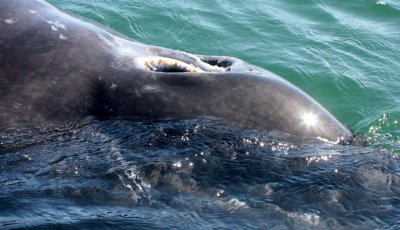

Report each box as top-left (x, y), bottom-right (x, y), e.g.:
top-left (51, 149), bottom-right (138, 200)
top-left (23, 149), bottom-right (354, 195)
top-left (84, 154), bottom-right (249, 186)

top-left (29, 10), bottom-right (37, 14)
top-left (59, 34), bottom-right (68, 40)
top-left (141, 85), bottom-right (160, 93)
top-left (3, 19), bottom-right (16, 24)
top-left (54, 21), bottom-right (66, 30)
top-left (96, 33), bottom-right (115, 48)
top-left (46, 20), bottom-right (67, 30)
top-left (110, 83), bottom-right (118, 91)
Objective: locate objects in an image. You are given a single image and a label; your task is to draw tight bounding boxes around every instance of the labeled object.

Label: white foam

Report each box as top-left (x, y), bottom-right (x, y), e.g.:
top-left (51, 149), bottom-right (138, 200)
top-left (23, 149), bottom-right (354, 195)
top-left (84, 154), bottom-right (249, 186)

top-left (377, 1), bottom-right (387, 5)
top-left (29, 10), bottom-right (37, 14)
top-left (317, 136), bottom-right (340, 144)
top-left (217, 198), bottom-right (248, 212)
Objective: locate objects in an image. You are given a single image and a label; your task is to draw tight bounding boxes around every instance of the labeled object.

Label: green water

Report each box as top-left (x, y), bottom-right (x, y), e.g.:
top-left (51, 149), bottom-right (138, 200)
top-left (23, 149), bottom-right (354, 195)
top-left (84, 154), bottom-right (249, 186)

top-left (48, 0), bottom-right (400, 151)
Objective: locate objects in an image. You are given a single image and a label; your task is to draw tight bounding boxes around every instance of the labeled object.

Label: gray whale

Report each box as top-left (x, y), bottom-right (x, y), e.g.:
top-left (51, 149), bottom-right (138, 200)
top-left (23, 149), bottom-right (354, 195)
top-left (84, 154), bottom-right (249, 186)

top-left (0, 0), bottom-right (352, 142)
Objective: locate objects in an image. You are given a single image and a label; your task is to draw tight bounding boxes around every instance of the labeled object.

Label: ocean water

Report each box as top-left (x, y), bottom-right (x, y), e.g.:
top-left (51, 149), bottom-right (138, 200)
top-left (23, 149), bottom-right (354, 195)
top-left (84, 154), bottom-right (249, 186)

top-left (1, 0), bottom-right (400, 229)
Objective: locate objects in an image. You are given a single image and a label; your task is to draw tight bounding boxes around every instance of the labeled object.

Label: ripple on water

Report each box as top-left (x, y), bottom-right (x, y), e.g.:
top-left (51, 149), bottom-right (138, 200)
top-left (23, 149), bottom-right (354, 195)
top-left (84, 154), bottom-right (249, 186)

top-left (1, 119), bottom-right (400, 229)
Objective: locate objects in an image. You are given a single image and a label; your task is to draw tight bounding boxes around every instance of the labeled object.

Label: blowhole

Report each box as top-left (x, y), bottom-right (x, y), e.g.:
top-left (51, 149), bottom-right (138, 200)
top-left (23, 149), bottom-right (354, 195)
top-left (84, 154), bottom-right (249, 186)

top-left (200, 57), bottom-right (232, 68)
top-left (137, 57), bottom-right (203, 73)
top-left (136, 56), bottom-right (232, 73)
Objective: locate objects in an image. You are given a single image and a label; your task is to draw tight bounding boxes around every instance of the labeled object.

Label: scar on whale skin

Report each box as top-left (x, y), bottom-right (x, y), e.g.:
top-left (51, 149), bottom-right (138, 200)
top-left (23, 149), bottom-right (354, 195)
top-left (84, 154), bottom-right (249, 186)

top-left (59, 34), bottom-right (68, 40)
top-left (1, 19), bottom-right (16, 24)
top-left (45, 20), bottom-right (67, 31)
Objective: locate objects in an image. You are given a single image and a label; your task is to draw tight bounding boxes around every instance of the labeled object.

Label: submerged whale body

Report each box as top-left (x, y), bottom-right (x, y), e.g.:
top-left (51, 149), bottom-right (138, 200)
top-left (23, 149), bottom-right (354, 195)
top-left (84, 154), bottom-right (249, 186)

top-left (0, 0), bottom-right (351, 142)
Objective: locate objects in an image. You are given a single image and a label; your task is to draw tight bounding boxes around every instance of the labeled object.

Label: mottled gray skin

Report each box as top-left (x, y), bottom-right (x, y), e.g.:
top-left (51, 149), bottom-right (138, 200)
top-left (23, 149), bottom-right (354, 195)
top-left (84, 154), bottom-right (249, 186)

top-left (0, 0), bottom-right (352, 142)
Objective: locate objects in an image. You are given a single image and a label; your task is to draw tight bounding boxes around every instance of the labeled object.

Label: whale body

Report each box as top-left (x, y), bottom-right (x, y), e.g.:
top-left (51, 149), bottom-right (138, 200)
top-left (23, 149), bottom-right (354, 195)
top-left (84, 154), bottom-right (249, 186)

top-left (0, 0), bottom-right (352, 142)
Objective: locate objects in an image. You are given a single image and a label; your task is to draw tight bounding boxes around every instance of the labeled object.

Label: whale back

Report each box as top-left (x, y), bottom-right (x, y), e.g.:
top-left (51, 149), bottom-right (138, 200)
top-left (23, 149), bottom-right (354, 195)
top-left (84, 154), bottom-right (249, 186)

top-left (0, 0), bottom-right (352, 143)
